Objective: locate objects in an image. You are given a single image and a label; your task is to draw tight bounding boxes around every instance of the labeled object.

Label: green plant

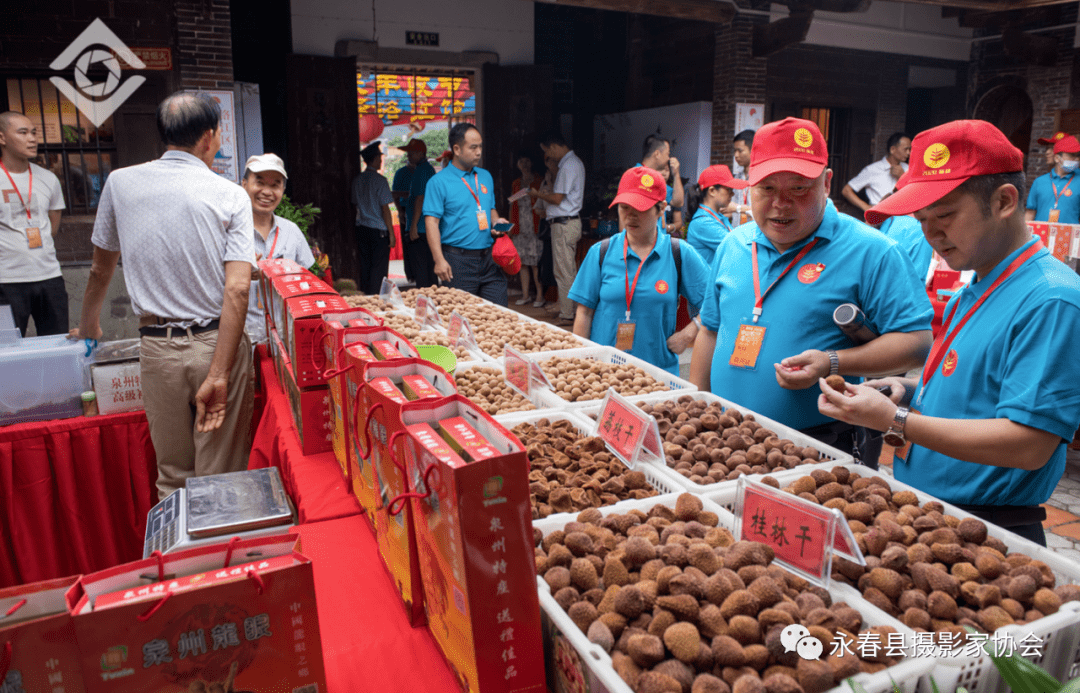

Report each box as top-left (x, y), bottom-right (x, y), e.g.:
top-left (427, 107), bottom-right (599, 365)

top-left (276, 194), bottom-right (321, 244)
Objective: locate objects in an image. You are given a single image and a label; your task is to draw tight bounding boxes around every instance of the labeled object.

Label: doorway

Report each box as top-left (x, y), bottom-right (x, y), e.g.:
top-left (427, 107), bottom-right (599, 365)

top-left (972, 85), bottom-right (1033, 160)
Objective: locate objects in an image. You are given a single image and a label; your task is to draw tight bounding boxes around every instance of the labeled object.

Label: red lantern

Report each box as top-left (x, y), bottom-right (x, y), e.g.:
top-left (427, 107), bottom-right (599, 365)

top-left (359, 114), bottom-right (384, 143)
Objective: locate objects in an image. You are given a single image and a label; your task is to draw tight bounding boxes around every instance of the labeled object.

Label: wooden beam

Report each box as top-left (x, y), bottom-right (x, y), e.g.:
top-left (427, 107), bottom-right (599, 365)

top-left (891, 0), bottom-right (1074, 12)
top-left (752, 11), bottom-right (815, 57)
top-left (528, 0), bottom-right (735, 24)
top-left (1003, 26), bottom-right (1060, 65)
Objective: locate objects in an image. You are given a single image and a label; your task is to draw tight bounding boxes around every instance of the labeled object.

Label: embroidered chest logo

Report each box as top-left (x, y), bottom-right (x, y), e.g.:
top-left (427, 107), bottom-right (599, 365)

top-left (655, 280), bottom-right (669, 294)
top-left (481, 184), bottom-right (488, 194)
top-left (797, 263), bottom-right (826, 284)
top-left (942, 349), bottom-right (958, 377)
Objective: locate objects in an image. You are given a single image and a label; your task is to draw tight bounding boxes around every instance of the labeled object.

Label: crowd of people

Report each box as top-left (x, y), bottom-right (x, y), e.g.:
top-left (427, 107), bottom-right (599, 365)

top-left (3, 87), bottom-right (1079, 548)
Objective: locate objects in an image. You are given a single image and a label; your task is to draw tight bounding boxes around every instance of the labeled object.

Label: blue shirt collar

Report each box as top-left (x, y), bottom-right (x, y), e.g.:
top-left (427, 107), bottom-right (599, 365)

top-left (965, 236), bottom-right (1041, 299)
top-left (748, 198), bottom-right (839, 253)
top-left (447, 161), bottom-right (474, 178)
top-left (1051, 168), bottom-right (1077, 182)
top-left (615, 230), bottom-right (664, 262)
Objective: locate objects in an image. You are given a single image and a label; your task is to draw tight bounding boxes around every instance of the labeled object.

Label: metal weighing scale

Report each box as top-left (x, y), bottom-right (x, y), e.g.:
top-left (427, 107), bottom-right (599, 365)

top-left (142, 467), bottom-right (295, 558)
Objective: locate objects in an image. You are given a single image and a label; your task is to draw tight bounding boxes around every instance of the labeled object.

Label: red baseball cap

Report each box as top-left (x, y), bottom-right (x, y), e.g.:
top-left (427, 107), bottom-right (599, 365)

top-left (400, 139), bottom-right (427, 154)
top-left (1038, 131), bottom-right (1068, 146)
top-left (865, 120), bottom-right (1023, 226)
top-left (1055, 135), bottom-right (1080, 154)
top-left (748, 117), bottom-right (829, 186)
top-left (610, 166), bottom-right (667, 211)
top-left (698, 165), bottom-right (749, 190)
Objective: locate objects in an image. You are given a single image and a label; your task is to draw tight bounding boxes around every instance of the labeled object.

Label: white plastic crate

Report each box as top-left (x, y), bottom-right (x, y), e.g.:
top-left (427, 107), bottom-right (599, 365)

top-left (575, 390), bottom-right (854, 496)
top-left (513, 346), bottom-right (696, 411)
top-left (706, 463), bottom-right (1080, 693)
top-left (496, 410), bottom-right (689, 525)
top-left (534, 492), bottom-right (932, 693)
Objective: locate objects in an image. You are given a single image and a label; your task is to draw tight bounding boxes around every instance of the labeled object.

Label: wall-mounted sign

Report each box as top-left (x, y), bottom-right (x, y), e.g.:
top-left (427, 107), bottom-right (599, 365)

top-left (405, 31), bottom-right (439, 47)
top-left (128, 47), bottom-right (172, 70)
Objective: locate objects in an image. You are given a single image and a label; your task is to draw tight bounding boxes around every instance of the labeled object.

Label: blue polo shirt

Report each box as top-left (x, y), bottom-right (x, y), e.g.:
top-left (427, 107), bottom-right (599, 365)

top-left (881, 215), bottom-right (932, 277)
top-left (897, 238), bottom-right (1080, 507)
top-left (1026, 169), bottom-right (1080, 223)
top-left (687, 206), bottom-right (734, 263)
top-left (409, 160), bottom-right (437, 234)
top-left (392, 165), bottom-right (414, 230)
top-left (700, 203), bottom-right (933, 430)
top-left (569, 231), bottom-right (710, 375)
top-left (421, 162), bottom-right (495, 249)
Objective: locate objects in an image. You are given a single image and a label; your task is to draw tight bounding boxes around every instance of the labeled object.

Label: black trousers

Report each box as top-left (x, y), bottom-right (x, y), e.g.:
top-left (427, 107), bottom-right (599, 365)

top-left (538, 220), bottom-right (556, 290)
top-left (442, 246), bottom-right (508, 306)
top-left (954, 503), bottom-right (1048, 547)
top-left (799, 420), bottom-right (879, 470)
top-left (406, 235), bottom-right (437, 289)
top-left (356, 224), bottom-right (391, 295)
top-left (0, 276), bottom-right (69, 336)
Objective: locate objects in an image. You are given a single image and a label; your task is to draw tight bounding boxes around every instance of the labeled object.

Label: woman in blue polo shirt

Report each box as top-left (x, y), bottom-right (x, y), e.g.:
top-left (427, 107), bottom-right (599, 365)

top-left (569, 167), bottom-right (710, 375)
top-left (686, 165), bottom-right (749, 263)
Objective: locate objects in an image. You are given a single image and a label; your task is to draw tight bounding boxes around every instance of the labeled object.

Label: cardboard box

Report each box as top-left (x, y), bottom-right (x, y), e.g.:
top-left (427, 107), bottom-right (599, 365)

top-left (408, 422), bottom-right (466, 467)
top-left (370, 339), bottom-right (404, 360)
top-left (402, 374), bottom-right (441, 401)
top-left (282, 355), bottom-right (332, 456)
top-left (270, 273), bottom-right (333, 348)
top-left (438, 416), bottom-right (500, 462)
top-left (285, 294), bottom-right (351, 389)
top-left (398, 396), bottom-right (544, 693)
top-left (91, 361), bottom-right (144, 415)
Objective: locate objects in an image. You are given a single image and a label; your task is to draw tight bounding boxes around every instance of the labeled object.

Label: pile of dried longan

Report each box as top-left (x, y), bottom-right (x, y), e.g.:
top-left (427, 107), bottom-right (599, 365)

top-left (453, 366), bottom-right (534, 415)
top-left (376, 313), bottom-right (424, 341)
top-left (639, 396), bottom-right (828, 484)
top-left (410, 331), bottom-right (477, 363)
top-left (779, 467), bottom-right (1080, 641)
top-left (542, 356), bottom-right (669, 402)
top-left (510, 418), bottom-right (658, 519)
top-left (343, 294), bottom-right (396, 313)
top-left (533, 496), bottom-right (905, 693)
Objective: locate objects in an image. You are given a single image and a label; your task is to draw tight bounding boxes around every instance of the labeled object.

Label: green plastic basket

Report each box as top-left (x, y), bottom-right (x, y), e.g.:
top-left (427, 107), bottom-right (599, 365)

top-left (415, 344), bottom-right (457, 375)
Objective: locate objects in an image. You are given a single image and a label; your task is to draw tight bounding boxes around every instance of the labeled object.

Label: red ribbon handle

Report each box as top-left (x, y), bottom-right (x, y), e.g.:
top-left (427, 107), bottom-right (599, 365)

top-left (137, 591), bottom-right (173, 622)
top-left (3, 599), bottom-right (26, 618)
top-left (387, 462), bottom-right (438, 517)
top-left (311, 331), bottom-right (333, 375)
top-left (388, 429), bottom-right (409, 472)
top-left (223, 536), bottom-right (242, 568)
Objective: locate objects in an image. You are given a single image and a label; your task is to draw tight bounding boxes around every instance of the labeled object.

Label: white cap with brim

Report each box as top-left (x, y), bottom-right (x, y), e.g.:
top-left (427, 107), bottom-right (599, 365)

top-left (244, 153), bottom-right (287, 179)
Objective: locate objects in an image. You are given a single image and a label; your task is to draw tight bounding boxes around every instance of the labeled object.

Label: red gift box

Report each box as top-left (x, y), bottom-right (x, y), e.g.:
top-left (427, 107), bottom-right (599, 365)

top-left (0, 576), bottom-right (86, 693)
top-left (285, 294), bottom-right (351, 389)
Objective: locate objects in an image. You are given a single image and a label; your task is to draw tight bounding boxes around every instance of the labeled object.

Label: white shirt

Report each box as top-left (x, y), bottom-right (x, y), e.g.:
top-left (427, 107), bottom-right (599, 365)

top-left (0, 163), bottom-right (65, 282)
top-left (246, 215), bottom-right (316, 343)
top-left (846, 157), bottom-right (908, 206)
top-left (92, 151), bottom-right (256, 327)
top-left (547, 150), bottom-right (585, 218)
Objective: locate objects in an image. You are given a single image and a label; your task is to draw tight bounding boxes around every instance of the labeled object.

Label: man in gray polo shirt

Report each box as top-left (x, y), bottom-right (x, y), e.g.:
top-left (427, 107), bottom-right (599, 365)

top-left (72, 92), bottom-right (256, 499)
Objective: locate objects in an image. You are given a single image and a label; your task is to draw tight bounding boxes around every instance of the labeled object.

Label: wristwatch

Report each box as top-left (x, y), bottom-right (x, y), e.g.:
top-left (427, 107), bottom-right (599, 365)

top-left (883, 406), bottom-right (910, 448)
top-left (825, 349), bottom-right (840, 376)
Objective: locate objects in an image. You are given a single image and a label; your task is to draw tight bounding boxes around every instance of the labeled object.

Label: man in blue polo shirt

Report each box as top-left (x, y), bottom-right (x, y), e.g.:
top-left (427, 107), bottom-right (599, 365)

top-left (422, 123), bottom-right (509, 304)
top-left (823, 120), bottom-right (1080, 546)
top-left (688, 117), bottom-right (933, 463)
top-left (639, 135), bottom-right (682, 235)
top-left (1026, 134), bottom-right (1080, 224)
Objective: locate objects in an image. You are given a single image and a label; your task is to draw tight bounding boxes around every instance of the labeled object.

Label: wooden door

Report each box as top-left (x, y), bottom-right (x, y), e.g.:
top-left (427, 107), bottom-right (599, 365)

top-left (481, 64), bottom-right (553, 213)
top-left (286, 54), bottom-right (361, 284)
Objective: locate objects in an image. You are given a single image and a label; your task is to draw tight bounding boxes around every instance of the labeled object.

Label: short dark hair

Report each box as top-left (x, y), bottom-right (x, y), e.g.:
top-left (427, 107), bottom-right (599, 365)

top-left (514, 149), bottom-right (542, 171)
top-left (539, 131), bottom-right (568, 148)
top-left (156, 91), bottom-right (220, 148)
top-left (642, 134), bottom-right (670, 161)
top-left (887, 132), bottom-right (911, 151)
top-left (448, 123), bottom-right (479, 151)
top-left (0, 111), bottom-right (28, 134)
top-left (361, 142), bottom-right (382, 164)
top-left (955, 171), bottom-right (1027, 216)
top-left (733, 130), bottom-right (755, 147)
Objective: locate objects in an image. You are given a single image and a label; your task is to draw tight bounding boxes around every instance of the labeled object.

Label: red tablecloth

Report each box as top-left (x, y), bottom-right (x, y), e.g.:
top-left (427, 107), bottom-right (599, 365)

top-left (291, 515), bottom-right (462, 693)
top-left (0, 410), bottom-right (157, 588)
top-left (248, 347), bottom-right (361, 524)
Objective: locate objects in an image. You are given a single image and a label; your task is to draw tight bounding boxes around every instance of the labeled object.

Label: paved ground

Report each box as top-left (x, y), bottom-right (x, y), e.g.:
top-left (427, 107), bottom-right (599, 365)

top-left (394, 260), bottom-right (1080, 560)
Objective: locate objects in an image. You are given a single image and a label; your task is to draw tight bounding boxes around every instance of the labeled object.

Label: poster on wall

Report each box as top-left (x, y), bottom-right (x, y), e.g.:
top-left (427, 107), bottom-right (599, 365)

top-left (187, 89), bottom-right (238, 183)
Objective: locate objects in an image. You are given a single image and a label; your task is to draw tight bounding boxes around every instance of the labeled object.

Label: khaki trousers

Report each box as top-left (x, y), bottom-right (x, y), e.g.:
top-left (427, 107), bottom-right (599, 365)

top-left (551, 218), bottom-right (582, 320)
top-left (141, 329), bottom-right (254, 499)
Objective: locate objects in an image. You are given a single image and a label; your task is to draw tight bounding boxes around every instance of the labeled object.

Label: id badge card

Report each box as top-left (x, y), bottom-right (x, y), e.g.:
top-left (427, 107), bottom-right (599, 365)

top-left (477, 211), bottom-right (489, 231)
top-left (26, 226), bottom-right (42, 249)
top-left (615, 320), bottom-right (636, 351)
top-left (1050, 208), bottom-right (1061, 223)
top-left (729, 318), bottom-right (767, 370)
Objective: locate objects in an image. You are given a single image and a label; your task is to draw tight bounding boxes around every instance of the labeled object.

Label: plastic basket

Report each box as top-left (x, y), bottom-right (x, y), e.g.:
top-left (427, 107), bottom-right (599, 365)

top-left (414, 344), bottom-right (457, 375)
top-left (575, 390), bottom-right (854, 496)
top-left (706, 463), bottom-right (1080, 693)
top-left (513, 346), bottom-right (696, 411)
top-left (534, 492), bottom-right (932, 693)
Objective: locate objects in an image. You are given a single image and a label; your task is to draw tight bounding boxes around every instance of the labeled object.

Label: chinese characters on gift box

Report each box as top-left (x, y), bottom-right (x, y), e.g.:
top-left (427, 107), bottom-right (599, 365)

top-left (142, 613), bottom-right (270, 668)
top-left (290, 601), bottom-right (312, 679)
top-left (486, 514), bottom-right (518, 682)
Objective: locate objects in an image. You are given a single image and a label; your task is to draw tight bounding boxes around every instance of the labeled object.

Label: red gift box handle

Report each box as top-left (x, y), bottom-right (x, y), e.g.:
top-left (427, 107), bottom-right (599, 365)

top-left (223, 536), bottom-right (242, 568)
top-left (388, 429), bottom-right (409, 472)
top-left (387, 461), bottom-right (437, 517)
top-left (150, 550), bottom-right (165, 583)
top-left (137, 568), bottom-right (265, 623)
top-left (350, 381), bottom-right (374, 459)
top-left (311, 330), bottom-right (333, 376)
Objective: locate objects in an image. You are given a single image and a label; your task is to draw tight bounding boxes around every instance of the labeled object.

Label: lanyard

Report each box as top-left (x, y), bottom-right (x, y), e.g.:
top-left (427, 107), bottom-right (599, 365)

top-left (921, 240), bottom-right (1043, 396)
top-left (750, 238), bottom-right (819, 322)
top-left (461, 172), bottom-right (482, 210)
top-left (268, 226), bottom-right (280, 259)
top-left (701, 206), bottom-right (732, 232)
top-left (0, 162), bottom-right (32, 222)
top-left (623, 236), bottom-right (653, 321)
top-left (1052, 175), bottom-right (1074, 208)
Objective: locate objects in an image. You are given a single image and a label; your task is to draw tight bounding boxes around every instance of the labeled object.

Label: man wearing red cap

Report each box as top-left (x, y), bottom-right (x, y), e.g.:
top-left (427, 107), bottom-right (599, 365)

top-left (1037, 131), bottom-right (1068, 169)
top-left (821, 120), bottom-right (1080, 546)
top-left (688, 117), bottom-right (933, 463)
top-left (1025, 134), bottom-right (1080, 224)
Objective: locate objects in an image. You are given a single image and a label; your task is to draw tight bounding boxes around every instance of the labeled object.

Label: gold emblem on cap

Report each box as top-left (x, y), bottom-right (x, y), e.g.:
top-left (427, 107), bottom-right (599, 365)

top-left (794, 128), bottom-right (813, 148)
top-left (1057, 132), bottom-right (1066, 140)
top-left (924, 143), bottom-right (951, 170)
top-left (640, 173), bottom-right (655, 188)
